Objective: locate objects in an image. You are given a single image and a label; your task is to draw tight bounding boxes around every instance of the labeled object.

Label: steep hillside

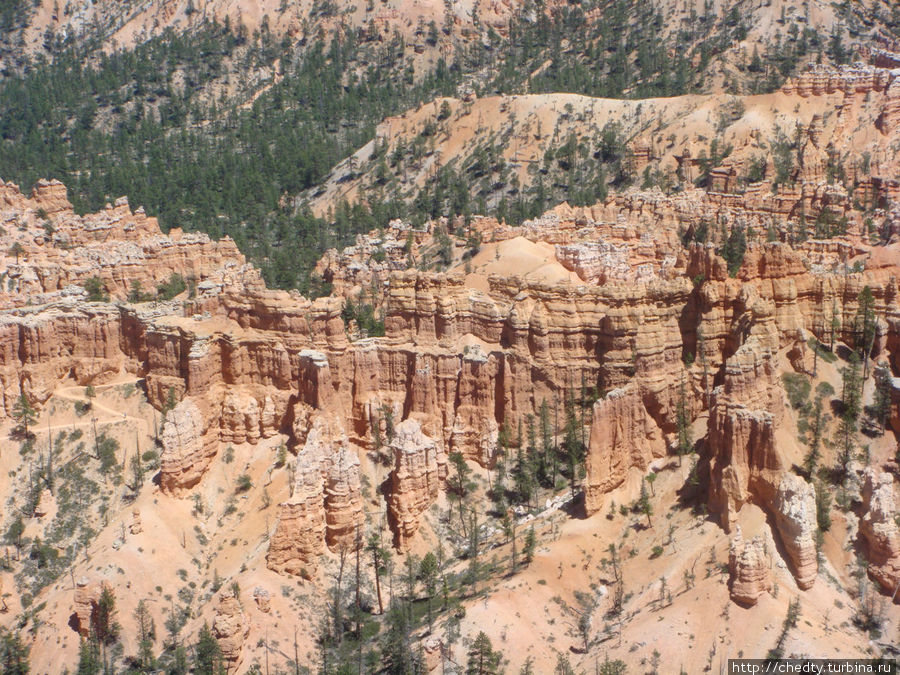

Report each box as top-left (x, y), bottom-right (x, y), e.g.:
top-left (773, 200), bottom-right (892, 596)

top-left (0, 9), bottom-right (900, 672)
top-left (306, 60), bottom-right (900, 220)
top-left (0, 0), bottom-right (898, 296)
top-left (1, 149), bottom-right (900, 670)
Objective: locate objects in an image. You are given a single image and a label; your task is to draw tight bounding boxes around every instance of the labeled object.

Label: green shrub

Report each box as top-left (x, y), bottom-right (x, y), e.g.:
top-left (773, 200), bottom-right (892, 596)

top-left (782, 373), bottom-right (811, 411)
top-left (83, 277), bottom-right (108, 302)
top-left (156, 273), bottom-right (187, 300)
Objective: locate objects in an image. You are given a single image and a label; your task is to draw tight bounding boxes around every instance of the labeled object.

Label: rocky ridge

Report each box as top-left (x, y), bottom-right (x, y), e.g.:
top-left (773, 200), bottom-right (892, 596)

top-left (3, 173), bottom-right (900, 666)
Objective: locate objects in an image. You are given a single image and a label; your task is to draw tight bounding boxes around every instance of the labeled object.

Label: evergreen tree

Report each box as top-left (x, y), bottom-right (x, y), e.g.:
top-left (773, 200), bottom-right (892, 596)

top-left (522, 526), bottom-right (537, 566)
top-left (538, 399), bottom-right (553, 487)
top-left (133, 599), bottom-right (156, 672)
top-left (419, 552), bottom-right (439, 634)
top-left (639, 478), bottom-right (653, 526)
top-left (8, 242), bottom-right (24, 264)
top-left (837, 353), bottom-right (863, 478)
top-left (803, 396), bottom-right (828, 477)
top-left (367, 533), bottom-right (391, 615)
top-left (872, 364), bottom-right (893, 433)
top-left (11, 393), bottom-right (36, 438)
top-left (93, 586), bottom-right (120, 646)
top-left (465, 632), bottom-right (502, 675)
top-left (554, 653), bottom-right (576, 675)
top-left (76, 639), bottom-right (101, 675)
top-left (855, 286), bottom-right (877, 378)
top-left (194, 623), bottom-right (224, 675)
top-left (718, 224), bottom-right (747, 277)
top-left (675, 377), bottom-right (692, 465)
top-left (562, 392), bottom-right (584, 496)
top-left (0, 630), bottom-right (29, 675)
top-left (381, 603), bottom-right (417, 675)
top-left (4, 516), bottom-right (24, 558)
top-left (448, 451), bottom-right (472, 536)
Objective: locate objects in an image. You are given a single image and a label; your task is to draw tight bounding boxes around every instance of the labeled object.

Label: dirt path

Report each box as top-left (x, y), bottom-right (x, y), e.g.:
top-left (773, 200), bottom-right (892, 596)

top-left (42, 380), bottom-right (154, 435)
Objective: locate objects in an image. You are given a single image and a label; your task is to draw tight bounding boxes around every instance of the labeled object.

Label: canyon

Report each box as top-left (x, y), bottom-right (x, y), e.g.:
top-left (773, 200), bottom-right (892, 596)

top-left (2, 75), bottom-right (900, 664)
top-left (0, 0), bottom-right (898, 654)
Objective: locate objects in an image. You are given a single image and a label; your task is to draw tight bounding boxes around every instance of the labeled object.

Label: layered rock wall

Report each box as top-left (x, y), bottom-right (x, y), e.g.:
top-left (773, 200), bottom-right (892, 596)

top-left (388, 418), bottom-right (447, 549)
top-left (728, 528), bottom-right (773, 606)
top-left (860, 470), bottom-right (900, 595)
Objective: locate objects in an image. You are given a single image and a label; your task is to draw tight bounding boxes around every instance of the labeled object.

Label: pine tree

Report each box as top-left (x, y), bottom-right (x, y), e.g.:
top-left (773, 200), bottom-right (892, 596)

top-left (803, 396), bottom-right (828, 477)
top-left (367, 532), bottom-right (391, 615)
top-left (130, 452), bottom-right (145, 493)
top-left (675, 377), bottom-right (692, 465)
top-left (11, 393), bottom-right (36, 438)
top-left (194, 623), bottom-right (224, 675)
top-left (7, 241), bottom-right (25, 264)
top-left (4, 516), bottom-right (24, 558)
top-left (381, 603), bottom-right (417, 674)
top-left (872, 365), bottom-right (892, 432)
top-left (93, 586), bottom-right (119, 646)
top-left (133, 599), bottom-right (156, 672)
top-left (522, 526), bottom-right (537, 566)
top-left (855, 286), bottom-right (877, 379)
top-left (718, 224), bottom-right (747, 276)
top-left (465, 632), bottom-right (502, 675)
top-left (538, 399), bottom-right (553, 487)
top-left (639, 478), bottom-right (653, 526)
top-left (0, 630), bottom-right (29, 675)
top-left (562, 392), bottom-right (583, 496)
top-left (837, 353), bottom-right (863, 478)
top-left (449, 451), bottom-right (471, 536)
top-left (76, 638), bottom-right (101, 675)
top-left (646, 471), bottom-right (657, 497)
top-left (419, 552), bottom-right (439, 633)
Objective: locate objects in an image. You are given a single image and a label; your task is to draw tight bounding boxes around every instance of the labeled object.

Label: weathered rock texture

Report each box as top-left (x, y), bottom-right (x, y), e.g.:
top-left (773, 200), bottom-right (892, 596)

top-left (583, 384), bottom-right (666, 514)
top-left (772, 474), bottom-right (819, 590)
top-left (707, 340), bottom-right (785, 532)
top-left (859, 470), bottom-right (900, 596)
top-left (213, 589), bottom-right (248, 672)
top-left (72, 579), bottom-right (113, 638)
top-left (5, 174), bottom-right (900, 576)
top-left (388, 418), bottom-right (448, 549)
top-left (159, 399), bottom-right (218, 495)
top-left (266, 443), bottom-right (327, 579)
top-left (728, 527), bottom-right (773, 606)
top-left (266, 414), bottom-right (363, 576)
top-left (0, 180), bottom-right (260, 308)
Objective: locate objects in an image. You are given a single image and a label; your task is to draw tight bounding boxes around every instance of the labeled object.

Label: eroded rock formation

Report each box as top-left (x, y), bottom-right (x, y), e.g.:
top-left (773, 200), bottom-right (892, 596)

top-left (388, 418), bottom-right (448, 549)
top-left (728, 527), bottom-right (773, 606)
top-left (583, 384), bottom-right (666, 515)
top-left (4, 176), bottom-right (900, 582)
top-left (267, 442), bottom-right (327, 579)
top-left (707, 340), bottom-right (785, 532)
top-left (213, 589), bottom-right (248, 672)
top-left (772, 474), bottom-right (819, 590)
top-left (72, 579), bottom-right (113, 638)
top-left (859, 469), bottom-right (900, 595)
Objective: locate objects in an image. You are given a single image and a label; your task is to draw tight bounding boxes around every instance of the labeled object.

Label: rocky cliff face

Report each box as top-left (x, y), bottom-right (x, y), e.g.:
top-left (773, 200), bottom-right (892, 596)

top-left (159, 395), bottom-right (230, 495)
top-left (583, 384), bottom-right (666, 515)
top-left (0, 180), bottom-right (260, 308)
top-left (772, 474), bottom-right (819, 590)
top-left (707, 340), bottom-right (786, 531)
top-left (4, 178), bottom-right (900, 588)
top-left (728, 527), bottom-right (774, 606)
top-left (388, 418), bottom-right (448, 549)
top-left (72, 579), bottom-right (111, 638)
top-left (704, 338), bottom-right (819, 590)
top-left (213, 589), bottom-right (249, 672)
top-left (859, 469), bottom-right (900, 596)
